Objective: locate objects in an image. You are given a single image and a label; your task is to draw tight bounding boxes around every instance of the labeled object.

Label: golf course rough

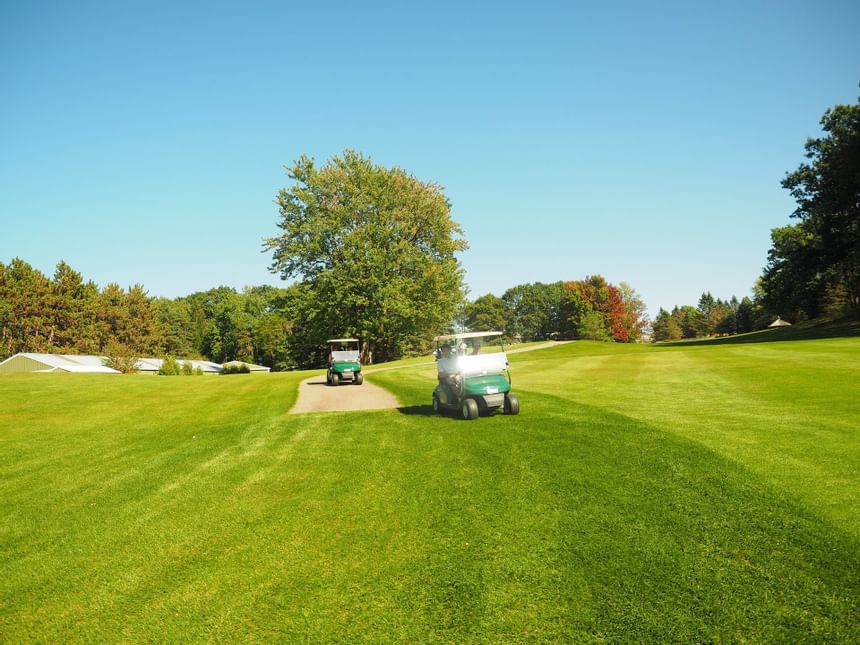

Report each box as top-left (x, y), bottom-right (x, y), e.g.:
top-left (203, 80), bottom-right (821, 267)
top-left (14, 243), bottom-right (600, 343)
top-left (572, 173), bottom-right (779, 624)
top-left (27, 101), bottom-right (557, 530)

top-left (0, 336), bottom-right (858, 642)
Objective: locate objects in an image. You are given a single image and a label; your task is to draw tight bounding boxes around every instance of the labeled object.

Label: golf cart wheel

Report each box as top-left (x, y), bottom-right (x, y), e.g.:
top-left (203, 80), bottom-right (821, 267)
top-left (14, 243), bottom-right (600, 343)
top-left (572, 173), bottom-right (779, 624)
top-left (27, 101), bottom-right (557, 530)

top-left (433, 395), bottom-right (441, 414)
top-left (331, 373), bottom-right (340, 386)
top-left (326, 372), bottom-right (332, 385)
top-left (354, 372), bottom-right (363, 385)
top-left (461, 398), bottom-right (479, 420)
top-left (504, 393), bottom-right (520, 415)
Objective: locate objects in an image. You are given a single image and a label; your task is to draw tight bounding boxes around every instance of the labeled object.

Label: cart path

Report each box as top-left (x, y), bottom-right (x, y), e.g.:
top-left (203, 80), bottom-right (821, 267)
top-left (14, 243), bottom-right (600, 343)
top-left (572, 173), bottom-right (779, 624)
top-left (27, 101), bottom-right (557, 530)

top-left (288, 341), bottom-right (572, 415)
top-left (289, 374), bottom-right (401, 414)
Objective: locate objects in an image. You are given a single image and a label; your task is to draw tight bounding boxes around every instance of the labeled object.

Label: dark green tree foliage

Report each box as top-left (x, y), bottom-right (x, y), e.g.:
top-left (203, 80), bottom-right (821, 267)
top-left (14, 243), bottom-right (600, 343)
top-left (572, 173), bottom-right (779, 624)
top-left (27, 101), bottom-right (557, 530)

top-left (654, 290), bottom-right (765, 342)
top-left (155, 298), bottom-right (196, 358)
top-left (463, 294), bottom-right (509, 336)
top-left (501, 282), bottom-right (565, 341)
top-left (0, 258), bottom-right (53, 354)
top-left (176, 285), bottom-right (296, 369)
top-left (736, 297), bottom-right (755, 333)
top-left (762, 90), bottom-right (860, 318)
top-left (577, 310), bottom-right (612, 341)
top-left (0, 258), bottom-right (162, 358)
top-left (265, 151), bottom-right (468, 364)
top-left (652, 308), bottom-right (682, 341)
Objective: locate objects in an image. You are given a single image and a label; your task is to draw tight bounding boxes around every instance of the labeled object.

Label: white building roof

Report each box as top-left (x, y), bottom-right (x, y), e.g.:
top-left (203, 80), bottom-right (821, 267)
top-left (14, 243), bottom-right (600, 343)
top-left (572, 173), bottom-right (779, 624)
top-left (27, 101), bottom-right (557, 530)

top-left (0, 353), bottom-right (224, 374)
top-left (6, 353), bottom-right (121, 373)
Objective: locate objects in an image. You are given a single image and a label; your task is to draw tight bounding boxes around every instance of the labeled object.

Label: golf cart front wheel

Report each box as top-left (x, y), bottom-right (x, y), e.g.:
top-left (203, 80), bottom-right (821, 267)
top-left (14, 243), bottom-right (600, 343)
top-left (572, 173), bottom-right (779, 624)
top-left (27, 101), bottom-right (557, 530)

top-left (354, 373), bottom-right (363, 385)
top-left (504, 393), bottom-right (520, 415)
top-left (433, 395), bottom-right (442, 414)
top-left (331, 373), bottom-right (340, 386)
top-left (461, 398), bottom-right (479, 420)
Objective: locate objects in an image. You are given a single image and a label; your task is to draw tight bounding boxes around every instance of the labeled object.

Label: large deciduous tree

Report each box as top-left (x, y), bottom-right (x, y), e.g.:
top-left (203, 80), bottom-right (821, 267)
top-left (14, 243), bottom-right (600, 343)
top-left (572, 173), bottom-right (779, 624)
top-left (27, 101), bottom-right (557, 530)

top-left (265, 151), bottom-right (468, 363)
top-left (501, 281), bottom-right (565, 341)
top-left (463, 294), bottom-right (509, 336)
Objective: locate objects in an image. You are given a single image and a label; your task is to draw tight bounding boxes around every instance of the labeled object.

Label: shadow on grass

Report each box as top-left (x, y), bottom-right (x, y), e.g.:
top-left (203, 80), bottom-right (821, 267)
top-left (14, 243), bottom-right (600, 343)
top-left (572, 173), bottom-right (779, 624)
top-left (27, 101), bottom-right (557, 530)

top-left (397, 404), bottom-right (436, 416)
top-left (660, 317), bottom-right (860, 347)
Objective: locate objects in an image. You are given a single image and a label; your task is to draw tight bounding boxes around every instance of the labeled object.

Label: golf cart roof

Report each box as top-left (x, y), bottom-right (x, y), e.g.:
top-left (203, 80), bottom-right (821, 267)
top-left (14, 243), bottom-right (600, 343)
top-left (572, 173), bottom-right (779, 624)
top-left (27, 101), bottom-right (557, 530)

top-left (327, 338), bottom-right (359, 343)
top-left (434, 331), bottom-right (503, 341)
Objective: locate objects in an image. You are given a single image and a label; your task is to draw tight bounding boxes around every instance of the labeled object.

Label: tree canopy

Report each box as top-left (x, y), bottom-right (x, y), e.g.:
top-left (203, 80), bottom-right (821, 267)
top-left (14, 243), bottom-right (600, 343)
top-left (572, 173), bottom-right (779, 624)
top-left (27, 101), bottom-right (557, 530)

top-left (264, 151), bottom-right (468, 363)
top-left (761, 89), bottom-right (860, 319)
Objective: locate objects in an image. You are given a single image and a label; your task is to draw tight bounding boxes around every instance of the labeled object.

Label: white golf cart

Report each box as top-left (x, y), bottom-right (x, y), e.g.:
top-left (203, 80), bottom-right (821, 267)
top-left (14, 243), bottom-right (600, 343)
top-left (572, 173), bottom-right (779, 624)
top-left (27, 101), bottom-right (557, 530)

top-left (432, 331), bottom-right (520, 420)
top-left (326, 338), bottom-right (363, 386)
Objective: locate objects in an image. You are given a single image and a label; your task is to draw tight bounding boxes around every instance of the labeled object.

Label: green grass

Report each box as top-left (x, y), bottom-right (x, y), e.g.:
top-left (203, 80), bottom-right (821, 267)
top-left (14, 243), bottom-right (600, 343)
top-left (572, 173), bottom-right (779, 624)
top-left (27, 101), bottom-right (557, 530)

top-left (1, 338), bottom-right (858, 642)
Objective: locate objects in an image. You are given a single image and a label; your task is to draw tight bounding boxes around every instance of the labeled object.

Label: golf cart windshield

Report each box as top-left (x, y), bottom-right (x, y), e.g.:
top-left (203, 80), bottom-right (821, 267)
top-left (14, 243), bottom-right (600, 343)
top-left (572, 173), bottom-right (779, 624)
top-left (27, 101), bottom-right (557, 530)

top-left (328, 338), bottom-right (360, 363)
top-left (435, 332), bottom-right (507, 377)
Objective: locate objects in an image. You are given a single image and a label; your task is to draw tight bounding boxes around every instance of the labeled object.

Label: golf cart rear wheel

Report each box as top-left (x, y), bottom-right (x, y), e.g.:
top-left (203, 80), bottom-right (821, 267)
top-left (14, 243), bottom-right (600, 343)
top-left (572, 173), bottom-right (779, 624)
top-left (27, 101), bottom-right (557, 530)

top-left (461, 398), bottom-right (479, 420)
top-left (326, 372), bottom-right (332, 385)
top-left (354, 372), bottom-right (363, 385)
top-left (433, 395), bottom-right (441, 414)
top-left (504, 393), bottom-right (520, 415)
top-left (331, 373), bottom-right (340, 386)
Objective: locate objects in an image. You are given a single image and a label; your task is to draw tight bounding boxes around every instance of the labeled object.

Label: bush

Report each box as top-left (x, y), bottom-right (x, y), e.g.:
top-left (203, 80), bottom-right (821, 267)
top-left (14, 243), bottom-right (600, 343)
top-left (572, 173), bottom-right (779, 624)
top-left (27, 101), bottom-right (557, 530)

top-left (102, 340), bottom-right (139, 374)
top-left (158, 356), bottom-right (182, 375)
top-left (222, 362), bottom-right (251, 375)
top-left (194, 367), bottom-right (204, 376)
top-left (181, 361), bottom-right (193, 376)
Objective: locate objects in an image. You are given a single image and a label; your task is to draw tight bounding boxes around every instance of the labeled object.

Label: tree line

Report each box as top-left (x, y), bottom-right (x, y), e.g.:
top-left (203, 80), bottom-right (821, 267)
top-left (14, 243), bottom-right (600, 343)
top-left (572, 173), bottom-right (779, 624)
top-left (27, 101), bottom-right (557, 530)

top-left (0, 257), bottom-right (649, 369)
top-left (0, 258), bottom-right (298, 369)
top-left (460, 276), bottom-right (648, 343)
top-left (652, 292), bottom-right (763, 342)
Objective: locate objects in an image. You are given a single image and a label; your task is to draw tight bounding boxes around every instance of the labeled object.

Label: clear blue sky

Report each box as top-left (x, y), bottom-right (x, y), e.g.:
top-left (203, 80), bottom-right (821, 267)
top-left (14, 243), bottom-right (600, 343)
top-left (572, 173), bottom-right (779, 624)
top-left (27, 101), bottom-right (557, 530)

top-left (2, 1), bottom-right (858, 316)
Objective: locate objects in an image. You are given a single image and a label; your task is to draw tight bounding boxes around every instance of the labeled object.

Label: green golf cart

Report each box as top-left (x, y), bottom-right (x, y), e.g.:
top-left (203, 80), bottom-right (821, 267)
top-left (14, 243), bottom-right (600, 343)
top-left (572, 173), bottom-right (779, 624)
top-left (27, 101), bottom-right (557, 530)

top-left (326, 338), bottom-right (363, 386)
top-left (432, 331), bottom-right (520, 420)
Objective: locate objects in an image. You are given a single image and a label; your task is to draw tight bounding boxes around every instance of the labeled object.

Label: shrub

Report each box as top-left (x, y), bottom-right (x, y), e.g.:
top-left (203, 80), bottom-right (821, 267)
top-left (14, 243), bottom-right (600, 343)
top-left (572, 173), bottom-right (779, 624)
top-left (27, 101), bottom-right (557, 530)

top-left (194, 367), bottom-right (204, 376)
top-left (102, 340), bottom-right (139, 374)
top-left (222, 362), bottom-right (251, 375)
top-left (181, 361), bottom-right (194, 376)
top-left (158, 356), bottom-right (182, 375)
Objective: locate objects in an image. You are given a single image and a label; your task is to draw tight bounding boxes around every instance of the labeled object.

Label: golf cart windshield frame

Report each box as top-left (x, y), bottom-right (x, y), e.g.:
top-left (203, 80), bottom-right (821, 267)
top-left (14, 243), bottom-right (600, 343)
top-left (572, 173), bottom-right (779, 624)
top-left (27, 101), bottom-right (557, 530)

top-left (328, 339), bottom-right (360, 363)
top-left (435, 332), bottom-right (510, 385)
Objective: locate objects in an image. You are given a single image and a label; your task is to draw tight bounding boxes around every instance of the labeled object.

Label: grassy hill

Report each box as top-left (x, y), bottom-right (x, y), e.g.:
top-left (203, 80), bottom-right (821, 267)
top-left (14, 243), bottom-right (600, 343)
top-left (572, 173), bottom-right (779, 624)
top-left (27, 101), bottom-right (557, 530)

top-left (1, 338), bottom-right (858, 642)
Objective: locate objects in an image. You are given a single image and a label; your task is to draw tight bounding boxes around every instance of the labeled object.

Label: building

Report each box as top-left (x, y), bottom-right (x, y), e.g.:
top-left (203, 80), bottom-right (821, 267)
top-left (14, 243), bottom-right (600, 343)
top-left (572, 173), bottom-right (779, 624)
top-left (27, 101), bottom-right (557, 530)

top-left (768, 317), bottom-right (792, 328)
top-left (0, 353), bottom-right (120, 374)
top-left (0, 353), bottom-right (224, 375)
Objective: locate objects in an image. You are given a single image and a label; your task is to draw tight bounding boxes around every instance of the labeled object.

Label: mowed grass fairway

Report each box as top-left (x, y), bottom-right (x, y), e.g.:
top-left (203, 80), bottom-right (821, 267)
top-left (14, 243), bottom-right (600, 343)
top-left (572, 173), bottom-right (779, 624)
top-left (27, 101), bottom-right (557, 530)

top-left (1, 337), bottom-right (859, 642)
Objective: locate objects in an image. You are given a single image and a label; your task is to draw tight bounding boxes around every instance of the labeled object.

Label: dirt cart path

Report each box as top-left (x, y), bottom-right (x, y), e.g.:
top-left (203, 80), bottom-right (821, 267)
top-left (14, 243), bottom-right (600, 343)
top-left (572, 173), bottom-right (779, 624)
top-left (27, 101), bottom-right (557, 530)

top-left (288, 341), bottom-right (571, 415)
top-left (289, 374), bottom-right (401, 415)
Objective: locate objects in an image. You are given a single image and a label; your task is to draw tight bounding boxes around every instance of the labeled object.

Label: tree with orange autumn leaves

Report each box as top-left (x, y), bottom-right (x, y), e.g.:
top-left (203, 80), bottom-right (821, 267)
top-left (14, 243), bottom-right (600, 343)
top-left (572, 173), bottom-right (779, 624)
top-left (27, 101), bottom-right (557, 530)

top-left (560, 275), bottom-right (647, 342)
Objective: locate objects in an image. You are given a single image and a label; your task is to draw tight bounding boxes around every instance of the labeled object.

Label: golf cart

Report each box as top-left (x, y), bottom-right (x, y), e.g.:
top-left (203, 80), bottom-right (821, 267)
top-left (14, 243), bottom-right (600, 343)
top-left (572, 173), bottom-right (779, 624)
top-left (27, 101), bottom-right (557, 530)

top-left (432, 331), bottom-right (520, 420)
top-left (326, 338), bottom-right (363, 386)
